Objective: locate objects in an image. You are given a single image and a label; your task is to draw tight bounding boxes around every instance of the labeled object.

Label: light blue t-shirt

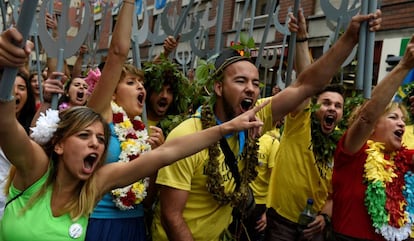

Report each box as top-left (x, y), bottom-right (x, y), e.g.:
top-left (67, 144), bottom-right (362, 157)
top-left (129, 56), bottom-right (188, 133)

top-left (90, 123), bottom-right (144, 219)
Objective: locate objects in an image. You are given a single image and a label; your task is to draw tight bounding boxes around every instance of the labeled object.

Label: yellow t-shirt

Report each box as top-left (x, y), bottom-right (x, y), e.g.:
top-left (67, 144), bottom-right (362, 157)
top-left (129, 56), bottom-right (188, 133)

top-left (146, 119), bottom-right (159, 135)
top-left (266, 108), bottom-right (332, 223)
top-left (152, 99), bottom-right (273, 241)
top-left (403, 124), bottom-right (414, 149)
top-left (267, 129), bottom-right (281, 169)
top-left (251, 129), bottom-right (280, 205)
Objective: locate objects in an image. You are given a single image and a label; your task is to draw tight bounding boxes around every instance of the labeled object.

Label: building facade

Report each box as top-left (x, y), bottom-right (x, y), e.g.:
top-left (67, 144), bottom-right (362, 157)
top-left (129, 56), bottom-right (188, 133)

top-left (19, 0), bottom-right (414, 94)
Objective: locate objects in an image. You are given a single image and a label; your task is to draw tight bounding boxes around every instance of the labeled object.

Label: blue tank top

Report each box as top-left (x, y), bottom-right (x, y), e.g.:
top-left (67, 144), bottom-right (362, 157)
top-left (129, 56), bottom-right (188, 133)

top-left (90, 123), bottom-right (144, 219)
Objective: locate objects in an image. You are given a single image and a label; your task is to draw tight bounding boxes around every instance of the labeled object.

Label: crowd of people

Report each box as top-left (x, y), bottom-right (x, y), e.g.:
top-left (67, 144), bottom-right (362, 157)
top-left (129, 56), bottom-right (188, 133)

top-left (1, 1), bottom-right (414, 241)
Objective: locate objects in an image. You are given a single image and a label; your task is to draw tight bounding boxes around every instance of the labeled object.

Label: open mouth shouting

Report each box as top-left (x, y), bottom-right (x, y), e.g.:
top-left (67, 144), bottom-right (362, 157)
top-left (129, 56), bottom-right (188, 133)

top-left (15, 97), bottom-right (23, 112)
top-left (240, 98), bottom-right (253, 112)
top-left (83, 153), bottom-right (99, 174)
top-left (321, 114), bottom-right (337, 133)
top-left (137, 93), bottom-right (145, 106)
top-left (76, 91), bottom-right (85, 101)
top-left (394, 129), bottom-right (404, 141)
top-left (155, 98), bottom-right (169, 113)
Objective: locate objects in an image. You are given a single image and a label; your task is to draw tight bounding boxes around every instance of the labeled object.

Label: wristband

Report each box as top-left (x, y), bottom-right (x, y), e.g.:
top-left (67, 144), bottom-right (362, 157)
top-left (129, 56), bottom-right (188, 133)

top-left (296, 37), bottom-right (308, 43)
top-left (0, 95), bottom-right (14, 103)
top-left (319, 213), bottom-right (331, 226)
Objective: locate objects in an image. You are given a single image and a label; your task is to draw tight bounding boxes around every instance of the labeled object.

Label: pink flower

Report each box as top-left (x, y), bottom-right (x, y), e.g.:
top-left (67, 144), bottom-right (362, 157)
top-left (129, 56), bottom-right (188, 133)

top-left (85, 68), bottom-right (101, 95)
top-left (59, 102), bottom-right (69, 111)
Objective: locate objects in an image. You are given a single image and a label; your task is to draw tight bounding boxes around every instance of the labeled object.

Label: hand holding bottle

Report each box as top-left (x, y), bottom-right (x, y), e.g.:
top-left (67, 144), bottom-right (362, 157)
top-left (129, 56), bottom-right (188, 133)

top-left (298, 198), bottom-right (329, 239)
top-left (302, 215), bottom-right (326, 239)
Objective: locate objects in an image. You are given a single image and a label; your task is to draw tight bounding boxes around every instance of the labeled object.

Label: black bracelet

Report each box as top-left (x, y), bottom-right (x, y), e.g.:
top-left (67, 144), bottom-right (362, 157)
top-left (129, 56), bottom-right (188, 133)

top-left (319, 213), bottom-right (331, 226)
top-left (296, 37), bottom-right (308, 43)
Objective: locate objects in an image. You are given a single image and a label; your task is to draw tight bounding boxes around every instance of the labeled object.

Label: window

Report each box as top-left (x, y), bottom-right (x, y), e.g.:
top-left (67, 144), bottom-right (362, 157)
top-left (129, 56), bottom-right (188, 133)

top-left (234, 0), bottom-right (278, 30)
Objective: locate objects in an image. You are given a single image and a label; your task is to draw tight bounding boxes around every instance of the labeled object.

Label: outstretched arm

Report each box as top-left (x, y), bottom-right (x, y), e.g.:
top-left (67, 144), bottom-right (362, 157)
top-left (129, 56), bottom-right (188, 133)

top-left (344, 35), bottom-right (414, 154)
top-left (97, 100), bottom-right (270, 192)
top-left (271, 10), bottom-right (382, 121)
top-left (87, 1), bottom-right (134, 121)
top-left (0, 28), bottom-right (48, 189)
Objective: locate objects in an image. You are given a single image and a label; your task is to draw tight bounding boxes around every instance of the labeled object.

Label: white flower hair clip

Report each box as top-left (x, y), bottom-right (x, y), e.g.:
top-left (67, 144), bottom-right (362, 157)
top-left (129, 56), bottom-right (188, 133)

top-left (30, 109), bottom-right (60, 145)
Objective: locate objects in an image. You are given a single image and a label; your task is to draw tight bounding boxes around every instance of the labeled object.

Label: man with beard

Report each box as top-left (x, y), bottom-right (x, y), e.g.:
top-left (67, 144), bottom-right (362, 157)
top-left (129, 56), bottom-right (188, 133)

top-left (144, 36), bottom-right (182, 129)
top-left (151, 10), bottom-right (381, 241)
top-left (265, 10), bottom-right (360, 241)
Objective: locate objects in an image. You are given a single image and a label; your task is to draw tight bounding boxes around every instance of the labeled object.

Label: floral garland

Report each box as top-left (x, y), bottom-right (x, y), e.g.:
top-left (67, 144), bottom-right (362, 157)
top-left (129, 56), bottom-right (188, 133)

top-left (201, 104), bottom-right (259, 208)
top-left (310, 114), bottom-right (343, 179)
top-left (110, 101), bottom-right (151, 210)
top-left (364, 141), bottom-right (414, 241)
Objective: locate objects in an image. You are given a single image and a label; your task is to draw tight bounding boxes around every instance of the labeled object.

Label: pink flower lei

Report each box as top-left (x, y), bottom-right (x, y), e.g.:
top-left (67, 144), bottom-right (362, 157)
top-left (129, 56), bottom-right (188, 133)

top-left (110, 101), bottom-right (151, 210)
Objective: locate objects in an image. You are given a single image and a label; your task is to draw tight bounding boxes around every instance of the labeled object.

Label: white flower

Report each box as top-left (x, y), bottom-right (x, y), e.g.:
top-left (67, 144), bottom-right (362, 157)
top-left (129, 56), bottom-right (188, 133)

top-left (30, 109), bottom-right (60, 145)
top-left (377, 222), bottom-right (412, 241)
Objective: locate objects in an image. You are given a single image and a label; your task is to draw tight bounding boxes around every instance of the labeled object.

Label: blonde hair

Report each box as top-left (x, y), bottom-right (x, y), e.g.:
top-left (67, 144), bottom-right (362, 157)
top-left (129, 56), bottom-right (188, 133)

top-left (120, 63), bottom-right (144, 82)
top-left (22, 107), bottom-right (110, 220)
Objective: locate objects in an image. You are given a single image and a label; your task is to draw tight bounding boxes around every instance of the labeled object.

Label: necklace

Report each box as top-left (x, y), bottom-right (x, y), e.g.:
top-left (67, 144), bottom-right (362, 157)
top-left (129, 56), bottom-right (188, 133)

top-left (110, 101), bottom-right (151, 210)
top-left (364, 140), bottom-right (414, 241)
top-left (201, 104), bottom-right (258, 207)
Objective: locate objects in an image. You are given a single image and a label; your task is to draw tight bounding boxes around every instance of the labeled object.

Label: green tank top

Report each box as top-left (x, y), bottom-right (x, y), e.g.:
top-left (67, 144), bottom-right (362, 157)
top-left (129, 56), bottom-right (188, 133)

top-left (0, 170), bottom-right (88, 241)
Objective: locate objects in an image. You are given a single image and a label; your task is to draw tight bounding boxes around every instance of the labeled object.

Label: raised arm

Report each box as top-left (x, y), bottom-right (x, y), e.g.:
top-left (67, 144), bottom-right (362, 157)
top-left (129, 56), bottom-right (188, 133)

top-left (97, 100), bottom-right (269, 192)
top-left (288, 9), bottom-right (313, 114)
top-left (289, 9), bottom-right (312, 76)
top-left (152, 35), bottom-right (179, 63)
top-left (87, 1), bottom-right (134, 120)
top-left (0, 28), bottom-right (48, 188)
top-left (344, 35), bottom-right (414, 154)
top-left (71, 44), bottom-right (88, 78)
top-left (271, 10), bottom-right (382, 121)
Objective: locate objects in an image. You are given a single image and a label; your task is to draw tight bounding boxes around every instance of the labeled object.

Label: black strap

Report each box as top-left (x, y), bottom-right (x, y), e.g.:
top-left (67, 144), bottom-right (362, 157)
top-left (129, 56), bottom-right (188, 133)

top-left (219, 137), bottom-right (241, 189)
top-left (4, 190), bottom-right (25, 209)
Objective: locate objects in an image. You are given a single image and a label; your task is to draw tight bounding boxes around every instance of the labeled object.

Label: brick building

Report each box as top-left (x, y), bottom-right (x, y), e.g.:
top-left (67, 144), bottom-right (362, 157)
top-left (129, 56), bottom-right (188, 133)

top-left (33, 0), bottom-right (414, 93)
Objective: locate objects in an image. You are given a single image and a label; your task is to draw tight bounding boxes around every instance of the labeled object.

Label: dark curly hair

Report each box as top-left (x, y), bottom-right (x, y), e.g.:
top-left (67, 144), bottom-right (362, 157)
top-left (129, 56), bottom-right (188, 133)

top-left (143, 57), bottom-right (192, 116)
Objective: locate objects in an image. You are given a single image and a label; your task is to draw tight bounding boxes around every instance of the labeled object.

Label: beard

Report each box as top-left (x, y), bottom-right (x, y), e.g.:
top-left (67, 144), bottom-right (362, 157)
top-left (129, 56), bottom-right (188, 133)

top-left (221, 91), bottom-right (237, 122)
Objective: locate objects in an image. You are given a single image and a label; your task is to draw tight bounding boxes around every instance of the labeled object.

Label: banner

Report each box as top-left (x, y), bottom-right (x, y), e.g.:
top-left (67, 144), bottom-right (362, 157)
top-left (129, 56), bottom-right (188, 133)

top-left (155, 0), bottom-right (166, 10)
